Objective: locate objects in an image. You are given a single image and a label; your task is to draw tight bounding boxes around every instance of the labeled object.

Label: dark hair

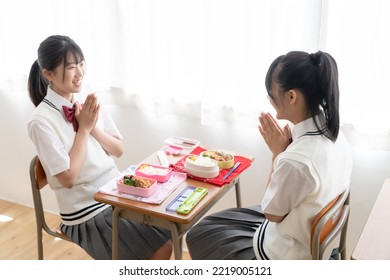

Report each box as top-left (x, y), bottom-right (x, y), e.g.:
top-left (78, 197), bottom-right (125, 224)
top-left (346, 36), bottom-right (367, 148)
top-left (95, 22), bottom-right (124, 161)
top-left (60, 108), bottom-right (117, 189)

top-left (28, 35), bottom-right (85, 107)
top-left (265, 50), bottom-right (340, 141)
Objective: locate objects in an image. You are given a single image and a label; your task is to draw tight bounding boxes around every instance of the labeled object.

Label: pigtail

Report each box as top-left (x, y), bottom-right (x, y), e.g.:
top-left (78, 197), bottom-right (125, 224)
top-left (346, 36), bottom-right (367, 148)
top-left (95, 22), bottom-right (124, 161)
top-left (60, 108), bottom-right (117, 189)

top-left (28, 60), bottom-right (48, 107)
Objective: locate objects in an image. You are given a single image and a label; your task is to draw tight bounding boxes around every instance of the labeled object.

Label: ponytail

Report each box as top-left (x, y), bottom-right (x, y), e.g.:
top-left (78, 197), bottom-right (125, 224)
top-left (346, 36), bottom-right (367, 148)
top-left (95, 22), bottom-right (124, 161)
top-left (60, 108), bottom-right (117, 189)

top-left (28, 60), bottom-right (48, 107)
top-left (310, 51), bottom-right (340, 141)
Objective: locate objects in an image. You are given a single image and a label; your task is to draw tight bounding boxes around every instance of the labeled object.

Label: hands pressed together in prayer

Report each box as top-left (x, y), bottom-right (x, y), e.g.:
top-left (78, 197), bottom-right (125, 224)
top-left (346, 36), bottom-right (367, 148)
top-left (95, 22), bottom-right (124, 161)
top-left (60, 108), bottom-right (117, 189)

top-left (258, 112), bottom-right (292, 160)
top-left (74, 93), bottom-right (123, 158)
top-left (74, 93), bottom-right (100, 134)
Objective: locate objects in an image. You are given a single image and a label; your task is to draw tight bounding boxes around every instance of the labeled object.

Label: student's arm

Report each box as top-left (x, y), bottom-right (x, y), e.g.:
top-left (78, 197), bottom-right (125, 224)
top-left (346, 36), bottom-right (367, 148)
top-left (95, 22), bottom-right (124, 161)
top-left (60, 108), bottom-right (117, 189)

top-left (90, 97), bottom-right (123, 158)
top-left (264, 213), bottom-right (286, 223)
top-left (90, 127), bottom-right (123, 158)
top-left (56, 130), bottom-right (90, 188)
top-left (56, 94), bottom-right (100, 188)
top-left (261, 160), bottom-right (317, 224)
top-left (259, 112), bottom-right (291, 184)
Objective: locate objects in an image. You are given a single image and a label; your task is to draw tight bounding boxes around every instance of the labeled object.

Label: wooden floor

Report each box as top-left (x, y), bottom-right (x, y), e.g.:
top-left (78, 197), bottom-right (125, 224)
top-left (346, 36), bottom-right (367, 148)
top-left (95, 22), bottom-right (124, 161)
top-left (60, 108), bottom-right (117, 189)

top-left (0, 199), bottom-right (190, 260)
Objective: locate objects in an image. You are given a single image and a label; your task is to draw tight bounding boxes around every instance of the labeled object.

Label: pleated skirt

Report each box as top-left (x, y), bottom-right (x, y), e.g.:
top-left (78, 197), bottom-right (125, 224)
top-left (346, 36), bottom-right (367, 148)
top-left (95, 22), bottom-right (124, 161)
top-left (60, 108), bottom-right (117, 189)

top-left (186, 205), bottom-right (265, 260)
top-left (61, 207), bottom-right (171, 260)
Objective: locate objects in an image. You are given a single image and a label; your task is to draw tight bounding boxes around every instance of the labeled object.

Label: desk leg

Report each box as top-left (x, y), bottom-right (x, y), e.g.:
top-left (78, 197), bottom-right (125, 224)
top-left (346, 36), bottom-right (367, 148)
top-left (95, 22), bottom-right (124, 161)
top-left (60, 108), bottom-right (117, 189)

top-left (235, 179), bottom-right (242, 208)
top-left (167, 222), bottom-right (182, 260)
top-left (112, 207), bottom-right (120, 260)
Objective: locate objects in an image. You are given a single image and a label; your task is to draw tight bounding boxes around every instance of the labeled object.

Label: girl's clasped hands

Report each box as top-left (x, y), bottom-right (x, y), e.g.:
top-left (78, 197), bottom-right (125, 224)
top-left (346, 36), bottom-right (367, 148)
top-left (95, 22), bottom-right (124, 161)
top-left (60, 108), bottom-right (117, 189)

top-left (75, 93), bottom-right (100, 134)
top-left (258, 112), bottom-right (292, 159)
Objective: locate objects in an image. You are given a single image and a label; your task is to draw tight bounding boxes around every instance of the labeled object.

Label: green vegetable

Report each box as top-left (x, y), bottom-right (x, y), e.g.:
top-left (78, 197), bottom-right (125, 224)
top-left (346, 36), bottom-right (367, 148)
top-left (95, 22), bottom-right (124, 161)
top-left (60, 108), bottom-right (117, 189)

top-left (123, 175), bottom-right (136, 186)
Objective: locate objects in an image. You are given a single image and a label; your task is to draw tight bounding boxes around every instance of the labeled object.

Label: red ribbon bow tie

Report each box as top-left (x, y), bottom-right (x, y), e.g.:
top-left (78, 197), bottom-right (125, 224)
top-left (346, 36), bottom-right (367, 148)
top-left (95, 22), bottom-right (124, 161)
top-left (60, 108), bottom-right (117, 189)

top-left (62, 105), bottom-right (78, 132)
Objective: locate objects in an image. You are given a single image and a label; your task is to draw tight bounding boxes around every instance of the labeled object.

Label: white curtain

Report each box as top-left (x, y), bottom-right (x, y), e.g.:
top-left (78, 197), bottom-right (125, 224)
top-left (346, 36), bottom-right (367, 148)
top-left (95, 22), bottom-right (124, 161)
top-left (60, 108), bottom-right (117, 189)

top-left (1, 0), bottom-right (390, 138)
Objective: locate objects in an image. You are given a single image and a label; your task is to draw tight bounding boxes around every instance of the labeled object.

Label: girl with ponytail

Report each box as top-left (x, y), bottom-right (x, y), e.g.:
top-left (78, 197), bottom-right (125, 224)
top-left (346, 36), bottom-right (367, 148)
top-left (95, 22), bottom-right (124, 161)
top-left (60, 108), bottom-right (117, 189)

top-left (27, 35), bottom-right (172, 260)
top-left (186, 51), bottom-right (353, 260)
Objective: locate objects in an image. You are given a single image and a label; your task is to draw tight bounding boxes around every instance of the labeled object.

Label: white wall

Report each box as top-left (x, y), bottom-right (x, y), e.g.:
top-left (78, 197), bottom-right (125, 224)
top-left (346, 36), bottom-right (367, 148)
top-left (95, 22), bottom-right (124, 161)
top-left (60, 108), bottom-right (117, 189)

top-left (1, 89), bottom-right (390, 259)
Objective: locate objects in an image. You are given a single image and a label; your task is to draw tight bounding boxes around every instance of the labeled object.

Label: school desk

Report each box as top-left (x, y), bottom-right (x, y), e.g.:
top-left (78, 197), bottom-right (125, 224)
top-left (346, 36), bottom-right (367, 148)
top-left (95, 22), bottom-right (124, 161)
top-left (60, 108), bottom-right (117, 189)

top-left (351, 178), bottom-right (390, 260)
top-left (94, 149), bottom-right (254, 260)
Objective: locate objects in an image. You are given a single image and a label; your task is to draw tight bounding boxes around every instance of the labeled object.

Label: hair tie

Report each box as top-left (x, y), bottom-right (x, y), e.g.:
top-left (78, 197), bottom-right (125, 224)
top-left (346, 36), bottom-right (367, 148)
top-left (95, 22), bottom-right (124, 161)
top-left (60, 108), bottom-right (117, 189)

top-left (309, 52), bottom-right (322, 66)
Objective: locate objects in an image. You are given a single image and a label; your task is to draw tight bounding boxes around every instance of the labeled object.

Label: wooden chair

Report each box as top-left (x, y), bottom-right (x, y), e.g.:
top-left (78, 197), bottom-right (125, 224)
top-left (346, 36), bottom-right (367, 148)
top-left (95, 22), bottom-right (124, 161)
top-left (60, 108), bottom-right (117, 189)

top-left (29, 155), bottom-right (72, 259)
top-left (310, 189), bottom-right (350, 260)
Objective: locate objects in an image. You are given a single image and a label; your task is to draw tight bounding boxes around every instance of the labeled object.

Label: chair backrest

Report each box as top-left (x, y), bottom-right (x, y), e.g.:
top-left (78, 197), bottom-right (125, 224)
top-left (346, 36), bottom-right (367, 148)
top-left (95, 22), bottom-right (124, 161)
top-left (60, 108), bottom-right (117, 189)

top-left (310, 189), bottom-right (350, 260)
top-left (29, 155), bottom-right (47, 233)
top-left (29, 155), bottom-right (71, 259)
top-left (35, 156), bottom-right (48, 189)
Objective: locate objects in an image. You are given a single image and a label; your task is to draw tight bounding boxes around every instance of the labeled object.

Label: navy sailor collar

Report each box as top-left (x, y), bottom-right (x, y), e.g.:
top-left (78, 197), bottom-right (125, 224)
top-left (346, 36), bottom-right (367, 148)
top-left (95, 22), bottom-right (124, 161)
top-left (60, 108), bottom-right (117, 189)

top-left (42, 87), bottom-right (78, 116)
top-left (292, 114), bottom-right (327, 141)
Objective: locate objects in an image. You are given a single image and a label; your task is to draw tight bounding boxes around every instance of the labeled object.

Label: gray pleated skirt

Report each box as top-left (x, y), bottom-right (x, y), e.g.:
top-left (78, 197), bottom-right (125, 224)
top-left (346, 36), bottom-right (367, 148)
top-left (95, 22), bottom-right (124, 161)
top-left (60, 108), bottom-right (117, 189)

top-left (186, 205), bottom-right (265, 260)
top-left (61, 207), bottom-right (171, 260)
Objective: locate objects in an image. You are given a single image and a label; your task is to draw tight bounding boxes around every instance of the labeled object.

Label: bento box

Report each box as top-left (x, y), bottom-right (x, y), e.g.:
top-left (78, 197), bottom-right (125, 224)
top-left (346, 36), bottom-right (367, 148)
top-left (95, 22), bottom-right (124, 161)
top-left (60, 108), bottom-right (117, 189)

top-left (184, 154), bottom-right (219, 179)
top-left (135, 164), bottom-right (172, 183)
top-left (117, 174), bottom-right (158, 197)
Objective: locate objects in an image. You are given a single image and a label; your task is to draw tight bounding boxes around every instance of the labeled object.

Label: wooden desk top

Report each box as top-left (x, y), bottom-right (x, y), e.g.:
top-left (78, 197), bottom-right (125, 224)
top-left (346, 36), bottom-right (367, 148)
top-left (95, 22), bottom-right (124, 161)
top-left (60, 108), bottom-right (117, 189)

top-left (95, 148), bottom-right (253, 224)
top-left (95, 177), bottom-right (234, 224)
top-left (351, 178), bottom-right (390, 260)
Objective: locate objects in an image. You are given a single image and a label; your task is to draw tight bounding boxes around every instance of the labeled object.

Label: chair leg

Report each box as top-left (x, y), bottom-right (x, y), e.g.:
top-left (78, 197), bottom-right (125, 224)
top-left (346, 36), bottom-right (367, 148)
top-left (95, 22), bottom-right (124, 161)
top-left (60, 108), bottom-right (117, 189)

top-left (340, 243), bottom-right (347, 260)
top-left (339, 218), bottom-right (349, 260)
top-left (37, 229), bottom-right (43, 260)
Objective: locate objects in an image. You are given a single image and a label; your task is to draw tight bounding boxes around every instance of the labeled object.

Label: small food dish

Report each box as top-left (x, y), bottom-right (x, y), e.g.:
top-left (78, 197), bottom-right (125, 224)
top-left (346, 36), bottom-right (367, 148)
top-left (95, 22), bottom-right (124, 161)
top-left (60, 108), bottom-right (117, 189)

top-left (184, 155), bottom-right (219, 178)
top-left (117, 175), bottom-right (158, 197)
top-left (200, 150), bottom-right (235, 169)
top-left (135, 164), bottom-right (172, 182)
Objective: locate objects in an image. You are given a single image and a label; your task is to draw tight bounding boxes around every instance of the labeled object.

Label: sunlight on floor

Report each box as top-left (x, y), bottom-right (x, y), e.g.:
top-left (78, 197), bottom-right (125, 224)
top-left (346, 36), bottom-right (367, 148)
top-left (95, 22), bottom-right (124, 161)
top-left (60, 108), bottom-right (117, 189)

top-left (0, 214), bottom-right (13, 222)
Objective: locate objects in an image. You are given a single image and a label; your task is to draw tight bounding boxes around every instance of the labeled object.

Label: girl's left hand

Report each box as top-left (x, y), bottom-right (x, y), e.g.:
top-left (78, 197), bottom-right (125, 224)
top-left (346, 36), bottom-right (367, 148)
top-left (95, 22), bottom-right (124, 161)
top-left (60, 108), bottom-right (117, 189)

top-left (258, 112), bottom-right (292, 159)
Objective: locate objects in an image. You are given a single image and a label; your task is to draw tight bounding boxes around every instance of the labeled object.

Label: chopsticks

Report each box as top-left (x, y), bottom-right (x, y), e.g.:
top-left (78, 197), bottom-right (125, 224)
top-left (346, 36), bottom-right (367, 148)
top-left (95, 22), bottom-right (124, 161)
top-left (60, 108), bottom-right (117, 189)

top-left (222, 162), bottom-right (241, 180)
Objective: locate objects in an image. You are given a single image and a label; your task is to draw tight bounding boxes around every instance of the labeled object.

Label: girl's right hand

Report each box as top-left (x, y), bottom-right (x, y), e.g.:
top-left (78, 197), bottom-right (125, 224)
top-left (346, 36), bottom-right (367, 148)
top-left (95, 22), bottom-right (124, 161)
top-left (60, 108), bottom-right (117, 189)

top-left (75, 93), bottom-right (100, 134)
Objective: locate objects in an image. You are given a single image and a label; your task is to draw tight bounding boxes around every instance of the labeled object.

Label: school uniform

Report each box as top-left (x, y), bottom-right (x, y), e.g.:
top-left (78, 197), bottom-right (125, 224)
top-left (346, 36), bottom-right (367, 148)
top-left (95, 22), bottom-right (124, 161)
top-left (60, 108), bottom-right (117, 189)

top-left (186, 115), bottom-right (353, 260)
top-left (28, 87), bottom-right (170, 259)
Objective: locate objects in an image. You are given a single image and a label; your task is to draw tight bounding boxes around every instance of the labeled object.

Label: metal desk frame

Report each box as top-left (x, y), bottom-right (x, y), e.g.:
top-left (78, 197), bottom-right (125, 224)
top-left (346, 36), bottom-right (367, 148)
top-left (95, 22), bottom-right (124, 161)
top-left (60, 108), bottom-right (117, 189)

top-left (118, 178), bottom-right (240, 260)
top-left (95, 176), bottom-right (242, 260)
